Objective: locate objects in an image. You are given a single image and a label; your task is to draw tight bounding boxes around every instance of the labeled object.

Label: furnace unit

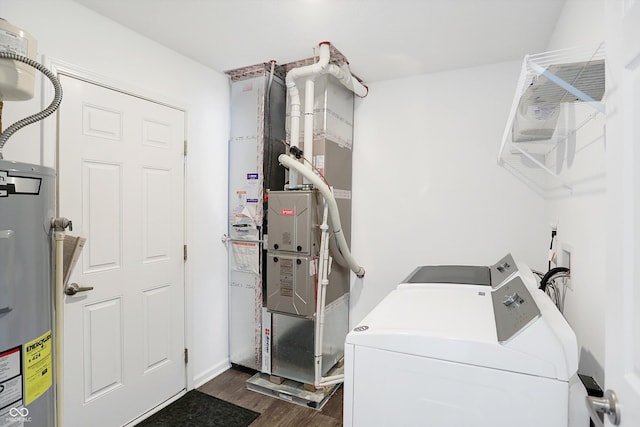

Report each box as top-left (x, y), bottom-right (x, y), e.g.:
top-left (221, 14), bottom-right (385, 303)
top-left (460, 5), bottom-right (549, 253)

top-left (227, 43), bottom-right (366, 407)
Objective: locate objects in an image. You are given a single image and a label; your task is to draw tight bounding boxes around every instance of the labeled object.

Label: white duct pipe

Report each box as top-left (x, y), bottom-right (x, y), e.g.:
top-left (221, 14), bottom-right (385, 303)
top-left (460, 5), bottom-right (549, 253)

top-left (286, 42), bottom-right (331, 188)
top-left (314, 202), bottom-right (346, 387)
top-left (285, 42), bottom-right (368, 187)
top-left (314, 203), bottom-right (330, 386)
top-left (279, 154), bottom-right (365, 278)
top-left (303, 77), bottom-right (315, 182)
top-left (317, 373), bottom-right (345, 387)
top-left (323, 63), bottom-right (368, 98)
top-left (285, 42), bottom-right (368, 388)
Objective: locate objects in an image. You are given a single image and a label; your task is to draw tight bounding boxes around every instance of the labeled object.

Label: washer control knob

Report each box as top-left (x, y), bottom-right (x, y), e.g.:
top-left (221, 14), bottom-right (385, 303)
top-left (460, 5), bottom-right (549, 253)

top-left (502, 292), bottom-right (520, 307)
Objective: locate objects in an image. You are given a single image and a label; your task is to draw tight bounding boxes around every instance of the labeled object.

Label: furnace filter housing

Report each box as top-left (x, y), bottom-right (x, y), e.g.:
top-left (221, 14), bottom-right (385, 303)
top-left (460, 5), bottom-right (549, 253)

top-left (0, 160), bottom-right (55, 427)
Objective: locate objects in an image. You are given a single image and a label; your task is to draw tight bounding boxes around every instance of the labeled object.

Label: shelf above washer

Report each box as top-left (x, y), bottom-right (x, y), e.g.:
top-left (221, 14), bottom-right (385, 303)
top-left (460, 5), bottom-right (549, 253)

top-left (498, 44), bottom-right (606, 197)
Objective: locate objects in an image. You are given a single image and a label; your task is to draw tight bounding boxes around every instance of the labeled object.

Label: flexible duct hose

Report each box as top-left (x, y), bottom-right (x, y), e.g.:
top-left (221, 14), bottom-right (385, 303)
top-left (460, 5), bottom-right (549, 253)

top-left (0, 52), bottom-right (63, 159)
top-left (279, 154), bottom-right (365, 278)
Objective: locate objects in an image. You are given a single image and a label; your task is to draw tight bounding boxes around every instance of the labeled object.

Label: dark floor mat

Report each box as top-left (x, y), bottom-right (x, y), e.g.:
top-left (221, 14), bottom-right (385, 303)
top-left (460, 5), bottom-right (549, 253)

top-left (136, 390), bottom-right (260, 427)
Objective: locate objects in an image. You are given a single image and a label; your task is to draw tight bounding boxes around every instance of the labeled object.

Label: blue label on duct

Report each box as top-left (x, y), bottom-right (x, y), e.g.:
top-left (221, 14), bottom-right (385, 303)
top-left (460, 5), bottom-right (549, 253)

top-left (246, 198), bottom-right (259, 203)
top-left (247, 173), bottom-right (259, 180)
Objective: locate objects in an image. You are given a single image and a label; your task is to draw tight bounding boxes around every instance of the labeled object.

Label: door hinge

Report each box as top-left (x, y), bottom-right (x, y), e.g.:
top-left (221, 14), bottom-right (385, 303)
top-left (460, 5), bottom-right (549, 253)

top-left (183, 244), bottom-right (188, 261)
top-left (184, 348), bottom-right (189, 364)
top-left (184, 140), bottom-right (188, 156)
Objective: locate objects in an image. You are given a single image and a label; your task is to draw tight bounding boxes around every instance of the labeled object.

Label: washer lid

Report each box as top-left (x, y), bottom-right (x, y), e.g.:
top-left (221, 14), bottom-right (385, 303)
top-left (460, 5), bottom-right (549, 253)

top-left (346, 283), bottom-right (573, 380)
top-left (403, 265), bottom-right (491, 286)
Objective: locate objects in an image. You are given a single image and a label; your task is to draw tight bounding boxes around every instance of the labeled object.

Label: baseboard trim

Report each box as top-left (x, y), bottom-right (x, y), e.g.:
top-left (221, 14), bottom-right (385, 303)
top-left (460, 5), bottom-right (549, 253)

top-left (193, 359), bottom-right (231, 388)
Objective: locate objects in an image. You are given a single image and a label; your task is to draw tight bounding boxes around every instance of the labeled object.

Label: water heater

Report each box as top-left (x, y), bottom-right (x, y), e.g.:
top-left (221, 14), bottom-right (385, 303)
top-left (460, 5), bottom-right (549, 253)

top-left (0, 160), bottom-right (56, 427)
top-left (0, 19), bottom-right (56, 427)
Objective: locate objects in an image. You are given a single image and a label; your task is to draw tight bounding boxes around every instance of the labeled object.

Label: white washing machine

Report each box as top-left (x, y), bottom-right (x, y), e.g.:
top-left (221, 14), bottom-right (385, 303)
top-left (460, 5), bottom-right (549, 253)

top-left (344, 257), bottom-right (587, 427)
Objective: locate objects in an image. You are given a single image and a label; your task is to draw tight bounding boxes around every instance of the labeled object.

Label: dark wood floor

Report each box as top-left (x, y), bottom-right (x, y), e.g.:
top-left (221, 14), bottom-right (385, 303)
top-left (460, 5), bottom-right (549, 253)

top-left (198, 366), bottom-right (343, 426)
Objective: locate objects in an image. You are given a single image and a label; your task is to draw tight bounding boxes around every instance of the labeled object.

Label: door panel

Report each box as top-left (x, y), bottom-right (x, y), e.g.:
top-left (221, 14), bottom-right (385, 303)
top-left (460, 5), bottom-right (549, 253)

top-left (82, 161), bottom-right (122, 272)
top-left (142, 285), bottom-right (172, 371)
top-left (58, 75), bottom-right (186, 427)
top-left (83, 297), bottom-right (123, 401)
top-left (604, 0), bottom-right (640, 425)
top-left (142, 168), bottom-right (171, 262)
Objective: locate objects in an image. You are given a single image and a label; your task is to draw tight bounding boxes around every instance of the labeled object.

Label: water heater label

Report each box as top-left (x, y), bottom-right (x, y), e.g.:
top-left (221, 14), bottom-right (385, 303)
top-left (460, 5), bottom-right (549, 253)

top-left (0, 172), bottom-right (6, 197)
top-left (0, 346), bottom-right (23, 415)
top-left (0, 171), bottom-right (41, 197)
top-left (0, 29), bottom-right (29, 57)
top-left (23, 330), bottom-right (52, 405)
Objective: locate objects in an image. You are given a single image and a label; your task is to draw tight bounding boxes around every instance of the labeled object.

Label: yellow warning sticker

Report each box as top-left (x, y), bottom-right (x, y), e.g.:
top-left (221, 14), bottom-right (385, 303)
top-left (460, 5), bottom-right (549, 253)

top-left (23, 330), bottom-right (52, 405)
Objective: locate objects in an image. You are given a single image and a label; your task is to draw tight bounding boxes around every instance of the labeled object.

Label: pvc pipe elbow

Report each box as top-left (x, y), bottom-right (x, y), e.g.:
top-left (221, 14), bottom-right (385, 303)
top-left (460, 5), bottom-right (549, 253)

top-left (323, 64), bottom-right (368, 98)
top-left (358, 84), bottom-right (369, 98)
top-left (356, 267), bottom-right (365, 279)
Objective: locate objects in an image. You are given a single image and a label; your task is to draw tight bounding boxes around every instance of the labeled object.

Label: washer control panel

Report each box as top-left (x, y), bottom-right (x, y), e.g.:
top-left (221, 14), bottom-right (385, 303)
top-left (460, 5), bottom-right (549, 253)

top-left (491, 276), bottom-right (540, 342)
top-left (490, 252), bottom-right (518, 289)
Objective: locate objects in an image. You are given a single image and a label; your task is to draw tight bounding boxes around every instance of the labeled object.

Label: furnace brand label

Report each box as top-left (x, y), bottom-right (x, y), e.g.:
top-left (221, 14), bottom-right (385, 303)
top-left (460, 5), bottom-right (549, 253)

top-left (280, 208), bottom-right (295, 216)
top-left (23, 330), bottom-right (52, 405)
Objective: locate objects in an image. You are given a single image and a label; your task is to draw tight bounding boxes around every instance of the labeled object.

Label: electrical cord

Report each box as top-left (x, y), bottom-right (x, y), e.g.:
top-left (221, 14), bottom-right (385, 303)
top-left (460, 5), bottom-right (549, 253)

top-left (538, 267), bottom-right (570, 313)
top-left (0, 52), bottom-right (63, 159)
top-left (539, 266), bottom-right (570, 291)
top-left (548, 229), bottom-right (557, 271)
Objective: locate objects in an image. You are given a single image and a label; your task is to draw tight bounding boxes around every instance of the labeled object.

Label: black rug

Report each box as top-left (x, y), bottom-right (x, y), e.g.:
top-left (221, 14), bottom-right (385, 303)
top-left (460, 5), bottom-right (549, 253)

top-left (136, 390), bottom-right (260, 427)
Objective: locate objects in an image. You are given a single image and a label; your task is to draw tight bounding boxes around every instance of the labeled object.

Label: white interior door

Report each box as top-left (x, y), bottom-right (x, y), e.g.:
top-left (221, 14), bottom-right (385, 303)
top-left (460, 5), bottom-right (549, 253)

top-left (57, 75), bottom-right (186, 426)
top-left (603, 0), bottom-right (640, 425)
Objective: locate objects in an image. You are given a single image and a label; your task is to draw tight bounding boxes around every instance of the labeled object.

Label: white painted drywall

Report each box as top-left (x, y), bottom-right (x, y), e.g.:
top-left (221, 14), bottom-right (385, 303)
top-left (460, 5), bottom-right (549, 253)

top-left (350, 62), bottom-right (549, 326)
top-left (1, 0), bottom-right (231, 387)
top-left (2, 0), bottom-right (605, 398)
top-left (544, 0), bottom-right (606, 386)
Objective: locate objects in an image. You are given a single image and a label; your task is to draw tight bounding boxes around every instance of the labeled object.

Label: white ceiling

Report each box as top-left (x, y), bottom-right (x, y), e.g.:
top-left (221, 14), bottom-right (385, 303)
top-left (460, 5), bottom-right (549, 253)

top-left (73, 0), bottom-right (566, 83)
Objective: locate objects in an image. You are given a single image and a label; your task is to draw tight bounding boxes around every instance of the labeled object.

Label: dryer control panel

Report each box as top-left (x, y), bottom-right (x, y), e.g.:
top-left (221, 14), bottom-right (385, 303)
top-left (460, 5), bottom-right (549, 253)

top-left (491, 276), bottom-right (540, 343)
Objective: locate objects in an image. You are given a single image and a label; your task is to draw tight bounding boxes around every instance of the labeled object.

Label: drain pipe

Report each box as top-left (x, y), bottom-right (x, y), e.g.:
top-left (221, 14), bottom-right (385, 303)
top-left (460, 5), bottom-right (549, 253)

top-left (51, 217), bottom-right (72, 427)
top-left (286, 42), bottom-right (331, 188)
top-left (53, 229), bottom-right (65, 427)
top-left (314, 203), bottom-right (330, 386)
top-left (313, 201), bottom-right (348, 387)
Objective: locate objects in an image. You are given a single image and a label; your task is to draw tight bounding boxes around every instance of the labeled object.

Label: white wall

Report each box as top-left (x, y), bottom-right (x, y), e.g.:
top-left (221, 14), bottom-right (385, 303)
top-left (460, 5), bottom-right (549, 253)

top-left (1, 0), bottom-right (230, 387)
top-left (544, 0), bottom-right (606, 385)
top-left (350, 62), bottom-right (549, 326)
top-left (2, 0), bottom-right (605, 394)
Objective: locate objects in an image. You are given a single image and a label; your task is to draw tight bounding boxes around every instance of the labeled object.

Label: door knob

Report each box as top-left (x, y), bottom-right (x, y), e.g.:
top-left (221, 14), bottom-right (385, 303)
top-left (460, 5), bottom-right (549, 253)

top-left (586, 389), bottom-right (620, 427)
top-left (64, 282), bottom-right (94, 296)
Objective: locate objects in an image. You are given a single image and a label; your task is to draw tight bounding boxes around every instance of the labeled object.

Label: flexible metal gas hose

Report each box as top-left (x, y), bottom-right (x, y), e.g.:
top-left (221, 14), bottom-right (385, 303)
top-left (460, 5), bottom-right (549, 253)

top-left (0, 52), bottom-right (63, 159)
